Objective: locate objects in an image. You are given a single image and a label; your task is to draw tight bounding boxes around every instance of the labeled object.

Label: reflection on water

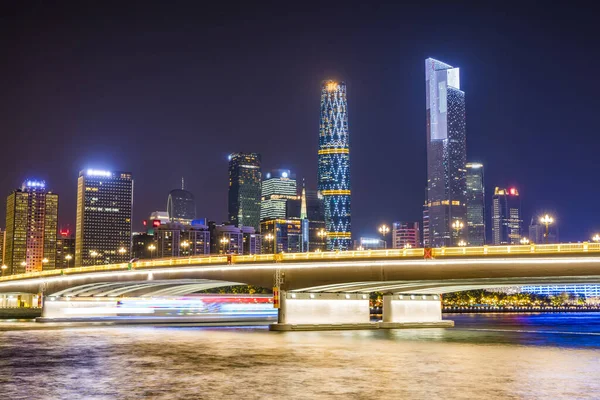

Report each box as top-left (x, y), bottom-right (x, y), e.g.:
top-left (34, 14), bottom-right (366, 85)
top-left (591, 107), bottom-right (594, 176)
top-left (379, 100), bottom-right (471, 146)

top-left (1, 313), bottom-right (600, 399)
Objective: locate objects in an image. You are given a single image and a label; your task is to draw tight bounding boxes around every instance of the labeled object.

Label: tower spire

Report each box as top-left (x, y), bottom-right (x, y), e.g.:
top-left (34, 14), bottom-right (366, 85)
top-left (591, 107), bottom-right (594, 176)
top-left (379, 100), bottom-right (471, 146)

top-left (300, 178), bottom-right (307, 220)
top-left (181, 176), bottom-right (185, 190)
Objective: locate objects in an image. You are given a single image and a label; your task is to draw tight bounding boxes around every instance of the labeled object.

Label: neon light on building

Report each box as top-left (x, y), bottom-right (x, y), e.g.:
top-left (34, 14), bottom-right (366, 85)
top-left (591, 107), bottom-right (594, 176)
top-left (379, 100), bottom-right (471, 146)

top-left (318, 80), bottom-right (351, 250)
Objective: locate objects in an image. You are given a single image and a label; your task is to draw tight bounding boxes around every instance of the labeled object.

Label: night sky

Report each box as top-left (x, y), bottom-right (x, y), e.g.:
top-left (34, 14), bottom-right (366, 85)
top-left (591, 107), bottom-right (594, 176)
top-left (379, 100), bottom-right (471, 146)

top-left (1, 2), bottom-right (598, 241)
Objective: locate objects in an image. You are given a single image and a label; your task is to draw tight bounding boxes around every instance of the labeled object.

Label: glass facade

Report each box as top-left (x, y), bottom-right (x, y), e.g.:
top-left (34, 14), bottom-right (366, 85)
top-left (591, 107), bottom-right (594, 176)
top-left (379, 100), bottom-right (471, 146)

top-left (466, 162), bottom-right (485, 246)
top-left (260, 169), bottom-right (298, 221)
top-left (167, 189), bottom-right (196, 223)
top-left (425, 58), bottom-right (467, 247)
top-left (318, 81), bottom-right (351, 250)
top-left (260, 219), bottom-right (302, 254)
top-left (3, 180), bottom-right (59, 274)
top-left (492, 187), bottom-right (522, 245)
top-left (55, 230), bottom-right (75, 269)
top-left (75, 170), bottom-right (133, 266)
top-left (228, 153), bottom-right (262, 231)
top-left (392, 222), bottom-right (421, 249)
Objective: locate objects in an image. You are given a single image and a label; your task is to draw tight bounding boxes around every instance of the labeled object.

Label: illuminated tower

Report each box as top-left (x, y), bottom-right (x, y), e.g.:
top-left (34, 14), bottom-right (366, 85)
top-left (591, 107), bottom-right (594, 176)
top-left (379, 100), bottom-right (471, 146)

top-left (318, 80), bottom-right (351, 250)
top-left (466, 162), bottom-right (485, 245)
top-left (492, 187), bottom-right (522, 245)
top-left (3, 180), bottom-right (58, 275)
top-left (228, 153), bottom-right (262, 231)
top-left (75, 169), bottom-right (133, 267)
top-left (425, 58), bottom-right (467, 247)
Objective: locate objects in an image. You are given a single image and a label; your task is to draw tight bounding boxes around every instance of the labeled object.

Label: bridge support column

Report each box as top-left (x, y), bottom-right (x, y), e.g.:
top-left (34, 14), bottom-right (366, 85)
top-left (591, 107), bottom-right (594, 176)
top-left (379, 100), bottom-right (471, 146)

top-left (381, 294), bottom-right (453, 328)
top-left (270, 292), bottom-right (373, 331)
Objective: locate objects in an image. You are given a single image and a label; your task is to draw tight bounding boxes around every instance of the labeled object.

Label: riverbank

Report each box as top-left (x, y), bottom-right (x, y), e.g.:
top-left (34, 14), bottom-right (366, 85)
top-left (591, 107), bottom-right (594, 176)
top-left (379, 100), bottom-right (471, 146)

top-left (443, 306), bottom-right (600, 313)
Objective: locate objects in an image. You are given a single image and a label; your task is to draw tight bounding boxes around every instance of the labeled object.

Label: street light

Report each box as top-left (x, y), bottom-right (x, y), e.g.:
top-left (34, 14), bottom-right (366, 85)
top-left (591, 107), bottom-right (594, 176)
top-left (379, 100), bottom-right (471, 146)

top-left (520, 237), bottom-right (530, 245)
top-left (539, 214), bottom-right (554, 244)
top-left (90, 250), bottom-right (98, 258)
top-left (378, 224), bottom-right (390, 249)
top-left (148, 244), bottom-right (156, 259)
top-left (403, 243), bottom-right (412, 249)
top-left (219, 237), bottom-right (229, 254)
top-left (42, 258), bottom-right (49, 270)
top-left (264, 233), bottom-right (276, 255)
top-left (452, 220), bottom-right (464, 245)
top-left (118, 247), bottom-right (127, 255)
top-left (1, 264), bottom-right (7, 276)
top-left (65, 254), bottom-right (73, 268)
top-left (458, 240), bottom-right (467, 247)
top-left (181, 240), bottom-right (190, 256)
top-left (592, 234), bottom-right (600, 243)
top-left (317, 229), bottom-right (327, 252)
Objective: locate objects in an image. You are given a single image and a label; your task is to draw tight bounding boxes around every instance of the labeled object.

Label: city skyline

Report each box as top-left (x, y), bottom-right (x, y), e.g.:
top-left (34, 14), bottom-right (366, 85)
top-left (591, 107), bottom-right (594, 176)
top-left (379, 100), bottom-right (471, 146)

top-left (0, 3), bottom-right (596, 242)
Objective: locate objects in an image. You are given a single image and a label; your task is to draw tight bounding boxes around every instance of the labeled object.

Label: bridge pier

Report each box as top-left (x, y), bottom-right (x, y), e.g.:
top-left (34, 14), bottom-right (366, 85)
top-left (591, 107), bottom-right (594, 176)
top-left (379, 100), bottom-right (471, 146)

top-left (270, 292), bottom-right (453, 331)
top-left (380, 294), bottom-right (453, 328)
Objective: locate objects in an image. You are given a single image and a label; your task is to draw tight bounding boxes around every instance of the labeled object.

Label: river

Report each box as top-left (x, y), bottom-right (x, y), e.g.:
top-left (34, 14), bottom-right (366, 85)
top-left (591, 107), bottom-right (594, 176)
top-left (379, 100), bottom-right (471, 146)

top-left (1, 313), bottom-right (600, 399)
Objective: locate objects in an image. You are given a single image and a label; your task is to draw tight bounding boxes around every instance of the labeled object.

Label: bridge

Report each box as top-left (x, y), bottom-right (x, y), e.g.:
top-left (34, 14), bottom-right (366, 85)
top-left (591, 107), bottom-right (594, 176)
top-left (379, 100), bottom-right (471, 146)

top-left (2, 242), bottom-right (600, 330)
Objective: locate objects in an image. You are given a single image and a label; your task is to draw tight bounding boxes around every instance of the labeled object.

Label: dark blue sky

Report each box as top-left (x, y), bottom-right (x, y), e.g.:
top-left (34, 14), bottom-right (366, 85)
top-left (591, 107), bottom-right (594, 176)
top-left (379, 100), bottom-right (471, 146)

top-left (1, 2), bottom-right (598, 241)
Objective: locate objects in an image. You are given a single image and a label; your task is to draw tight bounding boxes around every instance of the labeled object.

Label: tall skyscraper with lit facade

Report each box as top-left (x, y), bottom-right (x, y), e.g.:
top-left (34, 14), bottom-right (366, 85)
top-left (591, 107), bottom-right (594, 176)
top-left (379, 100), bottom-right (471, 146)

top-left (466, 162), bottom-right (485, 245)
top-left (318, 80), bottom-right (351, 250)
top-left (75, 169), bottom-right (133, 267)
top-left (228, 153), bottom-right (262, 231)
top-left (425, 58), bottom-right (467, 247)
top-left (492, 187), bottom-right (522, 245)
top-left (3, 180), bottom-right (58, 275)
top-left (260, 169), bottom-right (298, 221)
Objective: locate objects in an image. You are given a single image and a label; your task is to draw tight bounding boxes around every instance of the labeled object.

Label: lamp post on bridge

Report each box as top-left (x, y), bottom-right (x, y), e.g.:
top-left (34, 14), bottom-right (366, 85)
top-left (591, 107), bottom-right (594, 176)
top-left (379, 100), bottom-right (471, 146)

top-left (378, 224), bottom-right (389, 249)
top-left (147, 244), bottom-right (156, 259)
top-left (540, 214), bottom-right (554, 244)
top-left (592, 234), bottom-right (600, 243)
top-left (1, 264), bottom-right (7, 277)
top-left (520, 237), bottom-right (530, 245)
top-left (65, 254), bottom-right (73, 268)
top-left (317, 229), bottom-right (327, 252)
top-left (451, 220), bottom-right (464, 246)
top-left (264, 233), bottom-right (276, 255)
top-left (220, 237), bottom-right (229, 255)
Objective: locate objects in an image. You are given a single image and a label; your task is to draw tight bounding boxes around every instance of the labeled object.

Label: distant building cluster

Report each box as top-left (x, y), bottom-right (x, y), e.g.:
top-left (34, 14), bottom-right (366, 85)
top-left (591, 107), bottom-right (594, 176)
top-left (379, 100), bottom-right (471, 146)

top-left (0, 58), bottom-right (574, 283)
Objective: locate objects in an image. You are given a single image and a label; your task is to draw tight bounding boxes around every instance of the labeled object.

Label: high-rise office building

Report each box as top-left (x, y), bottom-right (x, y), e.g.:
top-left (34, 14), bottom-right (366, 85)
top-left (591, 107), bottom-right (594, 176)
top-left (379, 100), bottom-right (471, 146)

top-left (425, 58), bottom-right (467, 247)
top-left (260, 219), bottom-right (302, 254)
top-left (466, 162), bottom-right (485, 246)
top-left (260, 169), bottom-right (298, 221)
top-left (3, 180), bottom-right (58, 274)
top-left (318, 80), bottom-right (351, 250)
top-left (75, 169), bottom-right (133, 266)
top-left (167, 180), bottom-right (196, 224)
top-left (56, 228), bottom-right (75, 269)
top-left (392, 222), bottom-right (421, 249)
top-left (155, 222), bottom-right (210, 258)
top-left (228, 153), bottom-right (262, 231)
top-left (492, 187), bottom-right (522, 245)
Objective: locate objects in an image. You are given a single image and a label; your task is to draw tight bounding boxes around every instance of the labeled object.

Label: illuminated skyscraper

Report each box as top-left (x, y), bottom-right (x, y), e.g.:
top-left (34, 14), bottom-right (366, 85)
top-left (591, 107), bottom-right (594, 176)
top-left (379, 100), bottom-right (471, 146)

top-left (260, 169), bottom-right (298, 221)
top-left (492, 187), bottom-right (522, 245)
top-left (425, 58), bottom-right (467, 247)
top-left (56, 228), bottom-right (75, 269)
top-left (318, 80), bottom-right (351, 250)
top-left (466, 162), bottom-right (485, 245)
top-left (75, 169), bottom-right (133, 267)
top-left (3, 180), bottom-right (58, 274)
top-left (228, 153), bottom-right (262, 231)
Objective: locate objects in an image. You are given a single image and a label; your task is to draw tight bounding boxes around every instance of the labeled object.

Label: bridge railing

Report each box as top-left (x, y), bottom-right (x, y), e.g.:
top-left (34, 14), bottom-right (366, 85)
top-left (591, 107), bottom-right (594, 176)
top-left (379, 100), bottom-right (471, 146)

top-left (2, 242), bottom-right (600, 283)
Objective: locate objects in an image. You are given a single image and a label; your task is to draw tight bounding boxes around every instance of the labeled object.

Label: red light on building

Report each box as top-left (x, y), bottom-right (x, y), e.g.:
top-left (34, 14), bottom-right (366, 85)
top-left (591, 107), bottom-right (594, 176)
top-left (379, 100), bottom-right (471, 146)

top-left (152, 220), bottom-right (161, 227)
top-left (59, 229), bottom-right (70, 237)
top-left (143, 220), bottom-right (147, 226)
top-left (509, 188), bottom-right (516, 195)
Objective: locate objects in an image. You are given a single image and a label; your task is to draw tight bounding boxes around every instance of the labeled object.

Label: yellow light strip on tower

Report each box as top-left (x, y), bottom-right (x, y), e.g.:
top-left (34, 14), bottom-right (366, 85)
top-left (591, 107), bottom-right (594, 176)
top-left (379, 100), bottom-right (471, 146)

top-left (318, 148), bottom-right (350, 155)
top-left (321, 190), bottom-right (351, 196)
top-left (327, 232), bottom-right (352, 238)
